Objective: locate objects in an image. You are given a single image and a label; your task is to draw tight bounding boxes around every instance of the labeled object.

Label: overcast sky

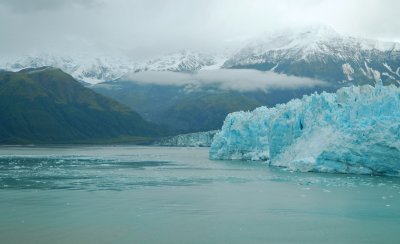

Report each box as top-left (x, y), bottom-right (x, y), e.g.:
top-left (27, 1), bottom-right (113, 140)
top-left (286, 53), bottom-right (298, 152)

top-left (1, 0), bottom-right (399, 59)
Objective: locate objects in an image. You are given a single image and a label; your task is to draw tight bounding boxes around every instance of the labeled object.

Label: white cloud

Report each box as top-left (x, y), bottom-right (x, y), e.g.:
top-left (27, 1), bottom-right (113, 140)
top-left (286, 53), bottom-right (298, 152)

top-left (0, 0), bottom-right (101, 13)
top-left (125, 69), bottom-right (328, 92)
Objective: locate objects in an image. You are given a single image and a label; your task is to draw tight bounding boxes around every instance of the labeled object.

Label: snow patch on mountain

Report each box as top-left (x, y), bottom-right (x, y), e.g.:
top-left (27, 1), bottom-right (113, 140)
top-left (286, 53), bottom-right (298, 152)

top-left (342, 63), bottom-right (354, 81)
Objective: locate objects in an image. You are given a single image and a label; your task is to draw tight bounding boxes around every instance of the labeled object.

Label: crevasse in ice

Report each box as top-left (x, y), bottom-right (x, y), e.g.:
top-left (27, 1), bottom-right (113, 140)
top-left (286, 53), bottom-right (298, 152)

top-left (209, 84), bottom-right (400, 176)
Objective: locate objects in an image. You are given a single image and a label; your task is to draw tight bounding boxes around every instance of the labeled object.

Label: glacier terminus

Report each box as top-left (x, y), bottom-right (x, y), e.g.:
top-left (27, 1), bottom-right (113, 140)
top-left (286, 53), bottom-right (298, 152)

top-left (210, 83), bottom-right (400, 176)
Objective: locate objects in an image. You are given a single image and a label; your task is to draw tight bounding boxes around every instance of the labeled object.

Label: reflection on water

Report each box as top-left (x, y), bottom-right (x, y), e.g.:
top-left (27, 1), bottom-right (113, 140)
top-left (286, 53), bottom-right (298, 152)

top-left (0, 146), bottom-right (399, 244)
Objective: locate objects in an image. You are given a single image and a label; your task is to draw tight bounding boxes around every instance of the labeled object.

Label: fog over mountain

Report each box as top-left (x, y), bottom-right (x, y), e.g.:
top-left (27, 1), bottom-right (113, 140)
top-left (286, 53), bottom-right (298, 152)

top-left (1, 0), bottom-right (400, 59)
top-left (125, 70), bottom-right (328, 92)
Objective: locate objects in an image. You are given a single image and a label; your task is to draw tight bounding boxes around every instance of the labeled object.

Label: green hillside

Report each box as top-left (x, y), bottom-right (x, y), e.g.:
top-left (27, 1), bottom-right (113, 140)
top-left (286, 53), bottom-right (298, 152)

top-left (0, 67), bottom-right (162, 144)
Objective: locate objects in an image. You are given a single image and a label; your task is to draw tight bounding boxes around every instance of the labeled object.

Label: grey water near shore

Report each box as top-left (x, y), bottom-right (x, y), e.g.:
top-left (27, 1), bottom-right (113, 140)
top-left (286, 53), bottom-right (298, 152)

top-left (0, 146), bottom-right (399, 244)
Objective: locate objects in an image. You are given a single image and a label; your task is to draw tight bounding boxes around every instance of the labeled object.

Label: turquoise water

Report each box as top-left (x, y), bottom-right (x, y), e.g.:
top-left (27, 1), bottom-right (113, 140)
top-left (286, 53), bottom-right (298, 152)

top-left (0, 146), bottom-right (399, 243)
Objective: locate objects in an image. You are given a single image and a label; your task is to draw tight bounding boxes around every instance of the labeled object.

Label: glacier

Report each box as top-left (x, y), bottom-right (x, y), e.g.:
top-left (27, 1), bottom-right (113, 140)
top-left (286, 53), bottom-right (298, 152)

top-left (154, 130), bottom-right (218, 147)
top-left (210, 84), bottom-right (400, 176)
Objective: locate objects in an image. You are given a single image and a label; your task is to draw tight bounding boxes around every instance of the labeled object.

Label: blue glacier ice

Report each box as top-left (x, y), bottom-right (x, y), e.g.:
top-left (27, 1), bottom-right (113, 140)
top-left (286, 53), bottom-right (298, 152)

top-left (210, 84), bottom-right (400, 176)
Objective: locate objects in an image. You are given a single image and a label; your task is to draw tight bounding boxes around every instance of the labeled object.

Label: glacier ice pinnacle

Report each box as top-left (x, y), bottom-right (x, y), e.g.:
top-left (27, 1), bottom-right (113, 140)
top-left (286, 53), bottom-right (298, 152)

top-left (210, 83), bottom-right (400, 176)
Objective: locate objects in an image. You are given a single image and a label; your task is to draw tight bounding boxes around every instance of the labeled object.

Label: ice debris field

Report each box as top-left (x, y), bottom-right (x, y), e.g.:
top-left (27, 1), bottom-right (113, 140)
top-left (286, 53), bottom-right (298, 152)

top-left (210, 84), bottom-right (400, 176)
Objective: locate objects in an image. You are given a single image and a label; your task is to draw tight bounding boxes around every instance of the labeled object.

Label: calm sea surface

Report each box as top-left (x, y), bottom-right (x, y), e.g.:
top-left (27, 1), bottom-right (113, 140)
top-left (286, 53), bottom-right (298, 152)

top-left (0, 146), bottom-right (399, 244)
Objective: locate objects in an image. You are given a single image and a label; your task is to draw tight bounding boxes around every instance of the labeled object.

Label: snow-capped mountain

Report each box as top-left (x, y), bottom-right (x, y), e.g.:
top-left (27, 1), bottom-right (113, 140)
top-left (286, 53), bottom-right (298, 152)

top-left (0, 50), bottom-right (226, 84)
top-left (224, 24), bottom-right (400, 85)
top-left (133, 50), bottom-right (225, 73)
top-left (0, 53), bottom-right (137, 85)
top-left (2, 25), bottom-right (399, 86)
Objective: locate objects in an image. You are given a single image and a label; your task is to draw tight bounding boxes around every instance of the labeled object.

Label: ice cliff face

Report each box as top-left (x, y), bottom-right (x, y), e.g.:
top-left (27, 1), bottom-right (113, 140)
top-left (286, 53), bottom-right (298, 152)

top-left (210, 84), bottom-right (400, 176)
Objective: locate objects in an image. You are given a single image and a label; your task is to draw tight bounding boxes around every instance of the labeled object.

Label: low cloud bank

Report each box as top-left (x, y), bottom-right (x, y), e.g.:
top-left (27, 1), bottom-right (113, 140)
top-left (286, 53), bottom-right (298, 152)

top-left (124, 69), bottom-right (329, 92)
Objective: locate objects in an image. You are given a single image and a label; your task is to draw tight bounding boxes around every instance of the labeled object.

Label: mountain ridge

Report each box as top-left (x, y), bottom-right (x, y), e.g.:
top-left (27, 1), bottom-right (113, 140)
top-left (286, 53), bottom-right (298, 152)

top-left (2, 26), bottom-right (399, 85)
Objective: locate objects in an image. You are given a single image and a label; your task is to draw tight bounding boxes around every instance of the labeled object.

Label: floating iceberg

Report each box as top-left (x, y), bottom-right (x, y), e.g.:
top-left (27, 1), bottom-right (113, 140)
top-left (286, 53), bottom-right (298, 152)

top-left (210, 84), bottom-right (400, 176)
